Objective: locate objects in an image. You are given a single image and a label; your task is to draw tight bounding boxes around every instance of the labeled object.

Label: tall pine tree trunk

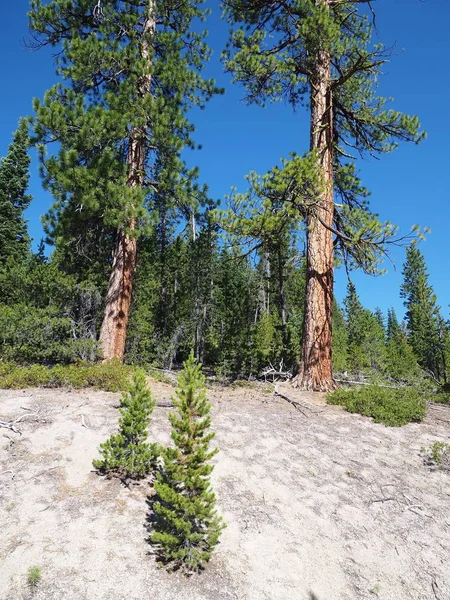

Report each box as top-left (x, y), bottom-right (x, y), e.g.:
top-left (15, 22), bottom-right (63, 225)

top-left (99, 3), bottom-right (154, 361)
top-left (276, 243), bottom-right (288, 364)
top-left (295, 29), bottom-right (335, 391)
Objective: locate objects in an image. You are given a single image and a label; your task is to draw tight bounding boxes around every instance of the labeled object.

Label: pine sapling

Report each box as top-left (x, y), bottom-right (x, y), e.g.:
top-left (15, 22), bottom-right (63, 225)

top-left (151, 352), bottom-right (225, 572)
top-left (93, 369), bottom-right (157, 480)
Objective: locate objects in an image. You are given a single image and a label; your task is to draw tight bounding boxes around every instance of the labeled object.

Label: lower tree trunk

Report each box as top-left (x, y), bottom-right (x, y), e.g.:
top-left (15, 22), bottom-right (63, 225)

top-left (98, 135), bottom-right (143, 362)
top-left (99, 226), bottom-right (137, 361)
top-left (295, 29), bottom-right (335, 391)
top-left (295, 215), bottom-right (334, 390)
top-left (277, 243), bottom-right (288, 363)
top-left (98, 1), bottom-right (155, 362)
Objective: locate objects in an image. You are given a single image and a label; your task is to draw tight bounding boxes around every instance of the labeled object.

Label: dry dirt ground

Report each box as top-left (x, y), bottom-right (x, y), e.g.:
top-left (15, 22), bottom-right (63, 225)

top-left (1, 379), bottom-right (449, 600)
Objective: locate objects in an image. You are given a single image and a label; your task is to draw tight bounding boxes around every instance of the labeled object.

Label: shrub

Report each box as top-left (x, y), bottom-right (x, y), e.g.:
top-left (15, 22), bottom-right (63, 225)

top-left (327, 385), bottom-right (427, 426)
top-left (151, 352), bottom-right (225, 572)
top-left (0, 360), bottom-right (132, 391)
top-left (93, 370), bottom-right (157, 480)
top-left (0, 304), bottom-right (100, 364)
top-left (422, 441), bottom-right (450, 469)
top-left (434, 383), bottom-right (450, 405)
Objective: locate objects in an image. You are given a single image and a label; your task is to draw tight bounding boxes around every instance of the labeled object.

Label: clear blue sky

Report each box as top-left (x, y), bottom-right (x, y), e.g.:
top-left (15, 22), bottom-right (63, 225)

top-left (1, 0), bottom-right (449, 319)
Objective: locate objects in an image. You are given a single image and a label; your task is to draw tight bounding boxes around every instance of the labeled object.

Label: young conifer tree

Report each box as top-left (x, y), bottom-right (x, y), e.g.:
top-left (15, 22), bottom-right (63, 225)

top-left (385, 308), bottom-right (418, 381)
top-left (93, 369), bottom-right (156, 480)
top-left (344, 281), bottom-right (386, 374)
top-left (151, 352), bottom-right (224, 572)
top-left (401, 245), bottom-right (447, 382)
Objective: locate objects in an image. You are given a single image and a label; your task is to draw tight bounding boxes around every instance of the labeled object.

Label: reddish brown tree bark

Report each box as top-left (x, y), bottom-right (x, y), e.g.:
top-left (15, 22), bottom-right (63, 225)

top-left (99, 4), bottom-right (154, 361)
top-left (295, 15), bottom-right (335, 391)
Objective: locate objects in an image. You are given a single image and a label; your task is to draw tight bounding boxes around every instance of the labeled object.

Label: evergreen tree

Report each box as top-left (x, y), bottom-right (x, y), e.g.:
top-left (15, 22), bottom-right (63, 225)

top-left (385, 309), bottom-right (418, 381)
top-left (400, 246), bottom-right (446, 381)
top-left (93, 369), bottom-right (156, 479)
top-left (0, 118), bottom-right (32, 264)
top-left (387, 308), bottom-right (402, 342)
top-left (332, 300), bottom-right (348, 373)
top-left (374, 307), bottom-right (385, 332)
top-left (210, 248), bottom-right (259, 378)
top-left (218, 159), bottom-right (311, 374)
top-left (344, 282), bottom-right (386, 374)
top-left (151, 353), bottom-right (224, 572)
top-left (29, 0), bottom-right (218, 361)
top-left (223, 0), bottom-right (423, 390)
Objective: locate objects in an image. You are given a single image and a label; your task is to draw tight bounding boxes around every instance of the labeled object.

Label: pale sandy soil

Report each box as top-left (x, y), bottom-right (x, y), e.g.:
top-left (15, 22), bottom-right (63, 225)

top-left (0, 379), bottom-right (449, 600)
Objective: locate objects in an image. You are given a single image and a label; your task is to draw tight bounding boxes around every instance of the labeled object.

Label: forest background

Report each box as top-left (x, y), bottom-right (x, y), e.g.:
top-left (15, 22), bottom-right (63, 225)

top-left (1, 0), bottom-right (449, 387)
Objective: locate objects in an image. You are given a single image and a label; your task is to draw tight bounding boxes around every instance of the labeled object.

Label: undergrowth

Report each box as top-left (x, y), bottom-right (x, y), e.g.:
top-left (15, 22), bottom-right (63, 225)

top-left (327, 385), bottom-right (427, 426)
top-left (26, 565), bottom-right (42, 589)
top-left (0, 360), bottom-right (133, 391)
top-left (146, 367), bottom-right (176, 386)
top-left (433, 383), bottom-right (450, 405)
top-left (421, 441), bottom-right (450, 469)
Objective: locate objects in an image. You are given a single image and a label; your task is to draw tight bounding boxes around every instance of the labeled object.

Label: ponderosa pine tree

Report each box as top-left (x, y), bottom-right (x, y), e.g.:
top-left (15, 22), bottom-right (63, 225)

top-left (0, 119), bottom-right (32, 264)
top-left (400, 246), bottom-right (446, 381)
top-left (29, 0), bottom-right (217, 361)
top-left (151, 352), bottom-right (224, 572)
top-left (223, 0), bottom-right (423, 390)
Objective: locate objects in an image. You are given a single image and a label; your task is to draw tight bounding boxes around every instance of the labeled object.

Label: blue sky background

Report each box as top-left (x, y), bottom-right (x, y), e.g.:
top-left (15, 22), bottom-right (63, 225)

top-left (1, 0), bottom-right (449, 319)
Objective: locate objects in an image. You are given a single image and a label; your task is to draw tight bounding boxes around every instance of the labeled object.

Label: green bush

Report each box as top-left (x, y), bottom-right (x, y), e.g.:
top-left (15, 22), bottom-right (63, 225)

top-left (434, 383), bottom-right (450, 405)
top-left (426, 441), bottom-right (450, 466)
top-left (0, 304), bottom-right (101, 364)
top-left (0, 361), bottom-right (132, 391)
top-left (327, 385), bottom-right (427, 426)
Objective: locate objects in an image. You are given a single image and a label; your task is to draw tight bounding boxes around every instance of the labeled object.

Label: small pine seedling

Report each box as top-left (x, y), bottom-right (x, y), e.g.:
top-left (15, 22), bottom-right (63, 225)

top-left (26, 565), bottom-right (41, 589)
top-left (151, 352), bottom-right (225, 573)
top-left (93, 369), bottom-right (157, 480)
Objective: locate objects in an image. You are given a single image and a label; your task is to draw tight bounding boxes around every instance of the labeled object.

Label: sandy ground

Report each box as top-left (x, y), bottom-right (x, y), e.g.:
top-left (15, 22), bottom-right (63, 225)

top-left (0, 379), bottom-right (449, 600)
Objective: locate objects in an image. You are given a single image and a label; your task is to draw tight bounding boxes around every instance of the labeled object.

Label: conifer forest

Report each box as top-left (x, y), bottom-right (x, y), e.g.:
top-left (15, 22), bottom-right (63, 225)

top-left (1, 0), bottom-right (448, 393)
top-left (1, 1), bottom-right (450, 598)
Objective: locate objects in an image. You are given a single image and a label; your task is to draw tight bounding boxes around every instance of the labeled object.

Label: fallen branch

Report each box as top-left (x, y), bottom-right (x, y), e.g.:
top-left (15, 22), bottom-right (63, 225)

top-left (0, 421), bottom-right (21, 434)
top-left (13, 413), bottom-right (39, 424)
top-left (274, 385), bottom-right (323, 415)
top-left (274, 387), bottom-right (309, 417)
top-left (0, 412), bottom-right (40, 435)
top-left (369, 496), bottom-right (396, 504)
top-left (155, 401), bottom-right (174, 408)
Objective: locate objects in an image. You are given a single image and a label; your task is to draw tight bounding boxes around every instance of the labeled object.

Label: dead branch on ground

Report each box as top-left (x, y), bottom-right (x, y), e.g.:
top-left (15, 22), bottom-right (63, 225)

top-left (0, 412), bottom-right (40, 435)
top-left (273, 385), bottom-right (323, 416)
